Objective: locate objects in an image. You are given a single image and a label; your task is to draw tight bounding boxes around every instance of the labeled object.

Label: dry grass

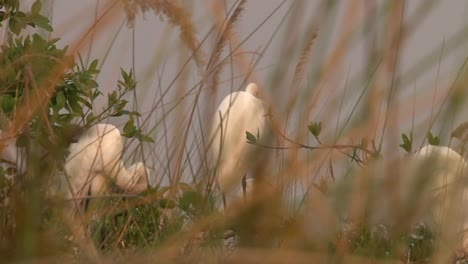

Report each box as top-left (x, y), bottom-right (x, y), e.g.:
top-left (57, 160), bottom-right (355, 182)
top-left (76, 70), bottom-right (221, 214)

top-left (3, 0), bottom-right (468, 263)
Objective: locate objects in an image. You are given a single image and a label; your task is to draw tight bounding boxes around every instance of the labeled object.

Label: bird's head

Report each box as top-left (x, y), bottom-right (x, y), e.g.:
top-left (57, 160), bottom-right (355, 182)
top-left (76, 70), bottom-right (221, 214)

top-left (245, 82), bottom-right (261, 99)
top-left (127, 162), bottom-right (151, 193)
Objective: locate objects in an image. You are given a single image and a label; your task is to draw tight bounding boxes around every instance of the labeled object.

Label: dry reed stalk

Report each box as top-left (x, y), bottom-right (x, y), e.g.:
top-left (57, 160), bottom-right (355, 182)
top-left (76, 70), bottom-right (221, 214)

top-left (206, 0), bottom-right (256, 90)
top-left (280, 0), bottom-right (362, 161)
top-left (335, 2), bottom-right (405, 255)
top-left (291, 31), bottom-right (318, 91)
top-left (165, 1), bottom-right (254, 212)
top-left (280, 29), bottom-right (319, 166)
top-left (268, 2), bottom-right (363, 226)
top-left (205, 0), bottom-right (246, 94)
top-left (122, 0), bottom-right (206, 69)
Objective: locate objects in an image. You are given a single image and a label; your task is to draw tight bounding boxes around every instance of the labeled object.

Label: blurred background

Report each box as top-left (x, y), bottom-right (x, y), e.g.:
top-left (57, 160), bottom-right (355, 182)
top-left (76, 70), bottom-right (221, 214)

top-left (2, 0), bottom-right (468, 262)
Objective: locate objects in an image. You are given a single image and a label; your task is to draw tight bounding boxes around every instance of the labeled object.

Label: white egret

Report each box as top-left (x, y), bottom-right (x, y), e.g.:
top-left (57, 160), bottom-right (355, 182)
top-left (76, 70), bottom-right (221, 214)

top-left (0, 124), bottom-right (150, 207)
top-left (64, 123), bottom-right (150, 201)
top-left (63, 123), bottom-right (150, 237)
top-left (0, 123), bottom-right (150, 252)
top-left (414, 145), bottom-right (467, 182)
top-left (333, 145), bottom-right (468, 243)
top-left (413, 145), bottom-right (468, 251)
top-left (413, 145), bottom-right (467, 216)
top-left (209, 83), bottom-right (267, 209)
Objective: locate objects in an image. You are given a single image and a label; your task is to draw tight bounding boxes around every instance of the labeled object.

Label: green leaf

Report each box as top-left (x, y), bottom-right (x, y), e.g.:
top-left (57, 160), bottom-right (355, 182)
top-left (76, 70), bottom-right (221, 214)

top-left (122, 119), bottom-right (137, 138)
top-left (399, 132), bottom-right (413, 153)
top-left (89, 59), bottom-right (99, 73)
top-left (179, 190), bottom-right (202, 212)
top-left (55, 91), bottom-right (65, 110)
top-left (9, 16), bottom-right (25, 35)
top-left (427, 131), bottom-right (440, 146)
top-left (246, 131), bottom-right (257, 144)
top-left (68, 95), bottom-right (83, 115)
top-left (138, 134), bottom-right (154, 143)
top-left (77, 96), bottom-right (92, 109)
top-left (114, 100), bottom-right (128, 112)
top-left (86, 113), bottom-right (97, 124)
top-left (91, 89), bottom-right (101, 100)
top-left (11, 1), bottom-right (20, 11)
top-left (111, 110), bottom-right (130, 117)
top-left (31, 14), bottom-right (53, 32)
top-left (31, 0), bottom-right (42, 15)
top-left (107, 91), bottom-right (117, 107)
top-left (308, 121), bottom-right (322, 138)
top-left (88, 59), bottom-right (98, 70)
top-left (57, 114), bottom-right (74, 123)
top-left (119, 68), bottom-right (136, 91)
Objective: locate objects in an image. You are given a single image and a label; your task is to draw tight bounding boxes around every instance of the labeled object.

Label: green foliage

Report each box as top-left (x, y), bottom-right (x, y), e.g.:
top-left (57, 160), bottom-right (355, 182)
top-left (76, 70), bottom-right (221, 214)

top-left (89, 184), bottom-right (214, 251)
top-left (0, 4), bottom-right (152, 156)
top-left (399, 132), bottom-right (413, 153)
top-left (91, 196), bottom-right (162, 250)
top-left (0, 1), bottom-right (155, 259)
top-left (351, 225), bottom-right (395, 259)
top-left (0, 0), bottom-right (53, 35)
top-left (340, 223), bottom-right (434, 261)
top-left (179, 189), bottom-right (204, 218)
top-left (427, 131), bottom-right (440, 146)
top-left (0, 34), bottom-right (70, 113)
top-left (308, 121), bottom-right (322, 138)
top-left (245, 131), bottom-right (257, 144)
top-left (246, 128), bottom-right (263, 145)
top-left (406, 224), bottom-right (434, 262)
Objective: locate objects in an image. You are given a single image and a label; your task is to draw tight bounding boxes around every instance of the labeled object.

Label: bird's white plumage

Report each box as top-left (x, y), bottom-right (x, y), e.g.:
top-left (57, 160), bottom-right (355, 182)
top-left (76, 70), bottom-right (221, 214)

top-left (334, 145), bottom-right (468, 226)
top-left (11, 123), bottom-right (152, 241)
top-left (413, 145), bottom-right (467, 196)
top-left (64, 123), bottom-right (149, 200)
top-left (209, 83), bottom-right (267, 196)
top-left (413, 145), bottom-right (468, 250)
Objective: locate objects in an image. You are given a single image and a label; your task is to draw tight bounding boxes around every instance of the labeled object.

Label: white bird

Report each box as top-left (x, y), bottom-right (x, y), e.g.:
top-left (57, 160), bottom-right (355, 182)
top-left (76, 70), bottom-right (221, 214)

top-left (413, 145), bottom-right (467, 197)
top-left (64, 123), bottom-right (150, 214)
top-left (62, 123), bottom-right (151, 241)
top-left (326, 144), bottom-right (468, 255)
top-left (413, 145), bottom-right (468, 246)
top-left (209, 83), bottom-right (267, 209)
